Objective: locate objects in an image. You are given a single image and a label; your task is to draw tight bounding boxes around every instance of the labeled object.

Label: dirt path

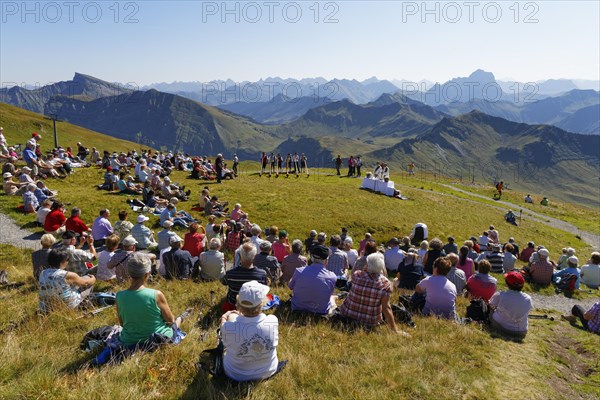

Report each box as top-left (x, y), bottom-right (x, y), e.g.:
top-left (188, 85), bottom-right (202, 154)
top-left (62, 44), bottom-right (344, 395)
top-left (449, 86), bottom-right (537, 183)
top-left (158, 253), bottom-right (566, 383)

top-left (0, 212), bottom-right (41, 251)
top-left (437, 183), bottom-right (600, 248)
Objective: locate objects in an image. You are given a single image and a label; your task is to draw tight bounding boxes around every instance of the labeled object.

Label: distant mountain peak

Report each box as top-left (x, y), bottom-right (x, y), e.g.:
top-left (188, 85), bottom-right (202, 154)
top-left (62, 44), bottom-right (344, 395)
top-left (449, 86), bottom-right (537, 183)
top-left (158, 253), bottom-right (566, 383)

top-left (468, 69), bottom-right (496, 81)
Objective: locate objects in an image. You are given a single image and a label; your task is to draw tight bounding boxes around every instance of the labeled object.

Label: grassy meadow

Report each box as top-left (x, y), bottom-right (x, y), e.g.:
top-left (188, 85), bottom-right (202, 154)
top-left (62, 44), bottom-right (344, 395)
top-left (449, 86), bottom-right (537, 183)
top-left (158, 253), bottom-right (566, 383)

top-left (1, 104), bottom-right (599, 399)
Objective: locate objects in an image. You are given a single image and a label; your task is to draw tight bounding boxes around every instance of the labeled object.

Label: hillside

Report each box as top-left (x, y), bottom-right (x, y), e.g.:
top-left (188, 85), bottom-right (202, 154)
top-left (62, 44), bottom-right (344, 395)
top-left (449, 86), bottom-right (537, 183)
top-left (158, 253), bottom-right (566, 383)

top-left (218, 94), bottom-right (334, 124)
top-left (370, 111), bottom-right (600, 206)
top-left (0, 103), bottom-right (146, 152)
top-left (0, 73), bottom-right (131, 114)
top-left (43, 89), bottom-right (281, 157)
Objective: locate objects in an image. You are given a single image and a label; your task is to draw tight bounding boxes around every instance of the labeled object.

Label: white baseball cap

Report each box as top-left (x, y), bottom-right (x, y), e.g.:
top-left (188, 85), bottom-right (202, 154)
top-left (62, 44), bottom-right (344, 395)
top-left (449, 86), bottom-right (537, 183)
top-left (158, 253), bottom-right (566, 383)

top-left (137, 215), bottom-right (149, 223)
top-left (237, 281), bottom-right (270, 307)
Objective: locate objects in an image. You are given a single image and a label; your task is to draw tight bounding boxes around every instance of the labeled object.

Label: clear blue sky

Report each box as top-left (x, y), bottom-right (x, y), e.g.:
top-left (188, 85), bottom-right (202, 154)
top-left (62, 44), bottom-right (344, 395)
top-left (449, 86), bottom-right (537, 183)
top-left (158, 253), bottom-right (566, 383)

top-left (2, 1), bottom-right (599, 86)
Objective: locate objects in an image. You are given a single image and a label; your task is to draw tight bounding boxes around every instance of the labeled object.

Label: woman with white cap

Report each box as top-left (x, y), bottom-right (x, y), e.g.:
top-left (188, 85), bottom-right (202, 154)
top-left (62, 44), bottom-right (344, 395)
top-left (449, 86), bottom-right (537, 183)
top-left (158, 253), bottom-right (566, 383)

top-left (220, 280), bottom-right (282, 381)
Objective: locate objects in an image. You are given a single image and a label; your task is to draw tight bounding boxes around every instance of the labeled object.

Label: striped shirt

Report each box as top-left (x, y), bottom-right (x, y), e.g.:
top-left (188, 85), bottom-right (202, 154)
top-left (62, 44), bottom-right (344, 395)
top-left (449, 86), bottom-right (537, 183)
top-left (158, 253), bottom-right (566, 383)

top-left (339, 271), bottom-right (392, 327)
top-left (587, 302), bottom-right (600, 333)
top-left (222, 266), bottom-right (268, 304)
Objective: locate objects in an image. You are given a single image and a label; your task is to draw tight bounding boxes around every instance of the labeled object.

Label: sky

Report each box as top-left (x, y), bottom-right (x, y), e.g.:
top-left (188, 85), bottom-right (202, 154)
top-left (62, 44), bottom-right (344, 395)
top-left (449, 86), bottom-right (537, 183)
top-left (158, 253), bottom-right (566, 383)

top-left (1, 0), bottom-right (599, 87)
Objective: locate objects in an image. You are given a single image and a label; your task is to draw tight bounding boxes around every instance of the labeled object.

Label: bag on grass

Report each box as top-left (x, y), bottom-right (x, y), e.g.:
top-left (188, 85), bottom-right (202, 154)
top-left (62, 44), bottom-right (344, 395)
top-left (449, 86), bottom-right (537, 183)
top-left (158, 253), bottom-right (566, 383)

top-left (554, 273), bottom-right (577, 296)
top-left (80, 325), bottom-right (122, 352)
top-left (198, 334), bottom-right (225, 378)
top-left (391, 303), bottom-right (416, 327)
top-left (466, 299), bottom-right (489, 322)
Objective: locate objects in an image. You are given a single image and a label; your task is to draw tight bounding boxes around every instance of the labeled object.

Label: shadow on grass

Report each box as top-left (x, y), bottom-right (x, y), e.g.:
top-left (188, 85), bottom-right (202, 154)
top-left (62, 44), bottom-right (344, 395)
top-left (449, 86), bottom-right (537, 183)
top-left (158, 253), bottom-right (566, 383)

top-left (180, 369), bottom-right (258, 400)
top-left (59, 352), bottom-right (98, 375)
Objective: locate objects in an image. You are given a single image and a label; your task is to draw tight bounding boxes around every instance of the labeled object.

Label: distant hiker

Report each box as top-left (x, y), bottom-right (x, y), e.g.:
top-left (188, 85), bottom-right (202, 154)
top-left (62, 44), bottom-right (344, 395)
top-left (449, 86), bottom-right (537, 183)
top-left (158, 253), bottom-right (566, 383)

top-left (300, 153), bottom-right (308, 175)
top-left (494, 181), bottom-right (504, 199)
top-left (407, 162), bottom-right (415, 176)
top-left (489, 272), bottom-right (533, 341)
top-left (561, 301), bottom-right (600, 334)
top-left (347, 155), bottom-right (355, 177)
top-left (355, 156), bottom-right (362, 177)
top-left (540, 197), bottom-right (549, 206)
top-left (524, 194), bottom-right (533, 204)
top-left (269, 152), bottom-right (276, 175)
top-left (215, 153), bottom-right (224, 183)
top-left (504, 210), bottom-right (518, 226)
top-left (580, 252), bottom-right (600, 289)
top-left (335, 155), bottom-right (342, 175)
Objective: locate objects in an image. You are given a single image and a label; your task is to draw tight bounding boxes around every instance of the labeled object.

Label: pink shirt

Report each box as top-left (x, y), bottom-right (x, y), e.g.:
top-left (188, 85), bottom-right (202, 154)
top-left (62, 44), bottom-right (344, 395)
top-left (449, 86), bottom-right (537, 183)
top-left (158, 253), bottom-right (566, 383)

top-left (457, 258), bottom-right (475, 280)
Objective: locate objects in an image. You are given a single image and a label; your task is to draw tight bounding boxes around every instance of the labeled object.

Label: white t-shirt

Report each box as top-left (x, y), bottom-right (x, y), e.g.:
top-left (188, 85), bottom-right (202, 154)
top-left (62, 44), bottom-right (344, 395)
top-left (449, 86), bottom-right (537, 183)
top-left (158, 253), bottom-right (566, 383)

top-left (418, 275), bottom-right (457, 319)
top-left (503, 253), bottom-right (517, 272)
top-left (222, 314), bottom-right (279, 382)
top-left (490, 290), bottom-right (533, 333)
top-left (96, 250), bottom-right (116, 281)
top-left (345, 249), bottom-right (359, 268)
top-left (36, 206), bottom-right (51, 225)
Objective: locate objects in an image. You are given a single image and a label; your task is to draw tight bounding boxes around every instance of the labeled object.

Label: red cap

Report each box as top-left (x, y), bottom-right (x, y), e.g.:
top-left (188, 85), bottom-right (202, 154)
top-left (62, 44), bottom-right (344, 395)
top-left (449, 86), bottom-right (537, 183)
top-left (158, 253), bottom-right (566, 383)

top-left (106, 166), bottom-right (113, 171)
top-left (504, 271), bottom-right (525, 288)
top-left (32, 132), bottom-right (38, 137)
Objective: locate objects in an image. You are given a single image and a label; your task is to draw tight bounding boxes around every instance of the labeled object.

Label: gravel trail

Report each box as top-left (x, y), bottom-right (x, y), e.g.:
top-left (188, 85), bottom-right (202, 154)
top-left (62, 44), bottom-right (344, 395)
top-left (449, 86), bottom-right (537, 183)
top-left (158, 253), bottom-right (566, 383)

top-left (0, 212), bottom-right (41, 251)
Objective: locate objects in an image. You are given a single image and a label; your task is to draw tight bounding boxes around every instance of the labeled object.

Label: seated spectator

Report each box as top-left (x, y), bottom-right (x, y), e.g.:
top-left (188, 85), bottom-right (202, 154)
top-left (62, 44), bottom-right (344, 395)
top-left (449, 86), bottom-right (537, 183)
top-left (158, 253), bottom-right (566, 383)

top-left (482, 244), bottom-right (504, 274)
top-left (198, 238), bottom-right (226, 281)
top-left (456, 246), bottom-right (475, 280)
top-left (399, 237), bottom-right (411, 252)
top-left (342, 237), bottom-right (359, 269)
top-left (32, 233), bottom-right (56, 280)
top-left (3, 172), bottom-right (27, 195)
top-left (131, 215), bottom-right (156, 250)
top-left (96, 234), bottom-right (120, 281)
top-left (288, 244), bottom-right (336, 315)
top-left (553, 256), bottom-right (581, 290)
top-left (23, 183), bottom-right (39, 214)
top-left (272, 230), bottom-right (291, 263)
top-left (415, 257), bottom-right (457, 320)
top-left (416, 240), bottom-right (428, 267)
top-left (422, 238), bottom-right (445, 275)
top-left (561, 301), bottom-right (600, 334)
top-left (280, 240), bottom-right (307, 285)
top-left (519, 241), bottom-right (535, 263)
top-left (524, 194), bottom-right (533, 203)
top-left (116, 253), bottom-right (187, 347)
top-left (466, 259), bottom-right (497, 303)
top-left (488, 225), bottom-right (499, 244)
top-left (230, 203), bottom-right (248, 221)
top-left (397, 248), bottom-right (423, 290)
top-left (580, 252), bottom-right (600, 289)
top-left (527, 248), bottom-right (554, 286)
top-left (226, 222), bottom-right (244, 253)
top-left (266, 226), bottom-right (279, 243)
top-left (557, 247), bottom-right (575, 270)
top-left (163, 235), bottom-right (193, 280)
top-left (108, 235), bottom-right (143, 281)
top-left (113, 210), bottom-right (134, 243)
top-left (352, 240), bottom-right (377, 276)
top-left (157, 220), bottom-right (177, 251)
top-left (327, 235), bottom-right (349, 277)
top-left (446, 253), bottom-right (467, 295)
top-left (478, 231), bottom-right (490, 251)
top-left (489, 272), bottom-right (533, 340)
top-left (183, 222), bottom-right (206, 258)
top-left (220, 281), bottom-right (281, 382)
top-left (65, 207), bottom-right (90, 236)
top-left (44, 201), bottom-right (67, 236)
top-left (384, 237), bottom-right (405, 277)
top-left (409, 222), bottom-right (428, 246)
top-left (36, 199), bottom-right (52, 227)
top-left (58, 230), bottom-right (97, 275)
top-left (443, 236), bottom-right (458, 255)
top-left (91, 209), bottom-right (114, 248)
top-left (304, 230), bottom-right (318, 256)
top-left (338, 253), bottom-right (408, 335)
top-left (38, 249), bottom-right (96, 313)
top-left (221, 243), bottom-right (268, 312)
top-left (502, 243), bottom-right (518, 272)
top-left (254, 241), bottom-right (281, 284)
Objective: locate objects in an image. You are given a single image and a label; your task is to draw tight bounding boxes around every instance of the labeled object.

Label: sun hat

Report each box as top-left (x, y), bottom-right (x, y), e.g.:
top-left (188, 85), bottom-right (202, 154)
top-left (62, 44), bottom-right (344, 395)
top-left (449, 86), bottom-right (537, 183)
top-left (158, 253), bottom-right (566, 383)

top-left (137, 215), bottom-right (149, 223)
top-left (237, 281), bottom-right (270, 307)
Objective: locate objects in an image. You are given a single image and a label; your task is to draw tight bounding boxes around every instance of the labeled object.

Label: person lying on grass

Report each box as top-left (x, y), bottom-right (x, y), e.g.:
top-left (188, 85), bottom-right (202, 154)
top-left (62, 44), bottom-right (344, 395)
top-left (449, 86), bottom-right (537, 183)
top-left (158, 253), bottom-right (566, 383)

top-left (38, 249), bottom-right (96, 313)
top-left (116, 253), bottom-right (187, 348)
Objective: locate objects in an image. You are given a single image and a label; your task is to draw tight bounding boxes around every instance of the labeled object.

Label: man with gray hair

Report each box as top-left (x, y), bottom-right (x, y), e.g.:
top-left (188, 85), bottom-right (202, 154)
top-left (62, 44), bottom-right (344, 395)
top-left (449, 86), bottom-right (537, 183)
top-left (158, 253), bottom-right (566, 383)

top-left (327, 235), bottom-right (349, 277)
top-left (221, 242), bottom-right (267, 312)
top-left (281, 239), bottom-right (308, 285)
top-left (23, 183), bottom-right (39, 213)
top-left (198, 238), bottom-right (226, 281)
top-left (254, 240), bottom-right (281, 284)
top-left (528, 248), bottom-right (555, 286)
top-left (250, 224), bottom-right (265, 251)
top-left (163, 234), bottom-right (193, 280)
top-left (157, 220), bottom-right (176, 251)
top-left (59, 230), bottom-right (97, 275)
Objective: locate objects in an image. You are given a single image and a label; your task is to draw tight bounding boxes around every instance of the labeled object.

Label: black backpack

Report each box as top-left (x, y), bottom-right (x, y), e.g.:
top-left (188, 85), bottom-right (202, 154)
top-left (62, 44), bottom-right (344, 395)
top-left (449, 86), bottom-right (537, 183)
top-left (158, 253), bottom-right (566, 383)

top-left (466, 299), bottom-right (489, 322)
top-left (198, 337), bottom-right (225, 378)
top-left (554, 273), bottom-right (577, 296)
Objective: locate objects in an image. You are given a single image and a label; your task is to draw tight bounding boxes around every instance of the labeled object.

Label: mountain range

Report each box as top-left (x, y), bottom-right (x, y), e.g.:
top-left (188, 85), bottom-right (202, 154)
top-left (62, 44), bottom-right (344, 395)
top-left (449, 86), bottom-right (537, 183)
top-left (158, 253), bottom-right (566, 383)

top-left (1, 72), bottom-right (598, 206)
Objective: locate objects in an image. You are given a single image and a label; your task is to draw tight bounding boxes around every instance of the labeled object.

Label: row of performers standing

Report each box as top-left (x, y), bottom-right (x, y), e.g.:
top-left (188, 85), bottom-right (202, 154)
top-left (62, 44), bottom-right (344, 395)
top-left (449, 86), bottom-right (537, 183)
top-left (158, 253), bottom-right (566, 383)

top-left (260, 152), bottom-right (309, 176)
